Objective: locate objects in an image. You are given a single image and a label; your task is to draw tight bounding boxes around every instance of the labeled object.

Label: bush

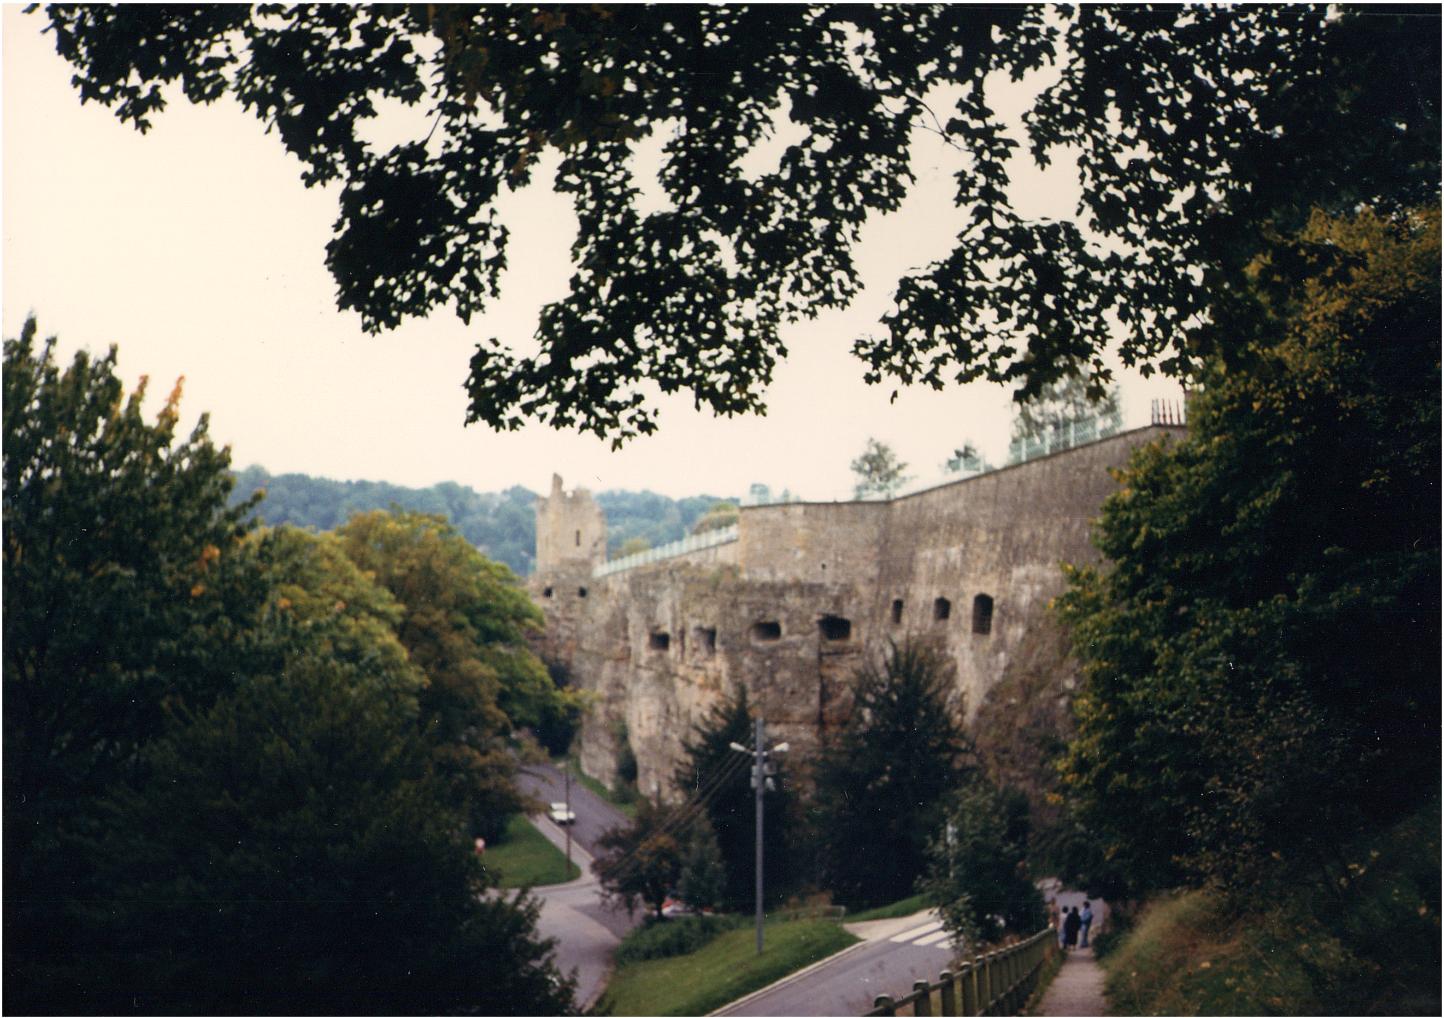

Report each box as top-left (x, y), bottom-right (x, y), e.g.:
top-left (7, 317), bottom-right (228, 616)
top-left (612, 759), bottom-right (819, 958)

top-left (1088, 924), bottom-right (1125, 961)
top-left (613, 915), bottom-right (746, 966)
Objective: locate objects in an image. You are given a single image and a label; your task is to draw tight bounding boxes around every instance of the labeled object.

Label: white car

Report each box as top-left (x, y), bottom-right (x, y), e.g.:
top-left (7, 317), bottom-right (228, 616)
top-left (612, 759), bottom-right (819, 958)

top-left (548, 802), bottom-right (577, 825)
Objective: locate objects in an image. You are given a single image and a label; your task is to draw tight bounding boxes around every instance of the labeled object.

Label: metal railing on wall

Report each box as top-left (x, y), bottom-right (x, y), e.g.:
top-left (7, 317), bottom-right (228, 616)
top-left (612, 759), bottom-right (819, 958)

top-left (1006, 408), bottom-right (1124, 467)
top-left (865, 927), bottom-right (1057, 1017)
top-left (592, 524), bottom-right (739, 578)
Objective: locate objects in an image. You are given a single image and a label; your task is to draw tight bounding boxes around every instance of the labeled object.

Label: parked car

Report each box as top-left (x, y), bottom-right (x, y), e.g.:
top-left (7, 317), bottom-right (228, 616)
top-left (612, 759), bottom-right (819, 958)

top-left (548, 802), bottom-right (577, 825)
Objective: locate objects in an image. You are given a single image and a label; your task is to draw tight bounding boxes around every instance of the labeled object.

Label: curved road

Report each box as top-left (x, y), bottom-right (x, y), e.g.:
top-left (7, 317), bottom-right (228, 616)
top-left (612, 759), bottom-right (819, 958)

top-left (513, 762), bottom-right (639, 1010)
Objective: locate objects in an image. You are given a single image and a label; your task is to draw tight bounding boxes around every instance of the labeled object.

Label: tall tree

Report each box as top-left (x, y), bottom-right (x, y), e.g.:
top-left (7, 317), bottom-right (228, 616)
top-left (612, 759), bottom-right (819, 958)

top-left (2, 323), bottom-right (572, 1014)
top-left (335, 509), bottom-right (576, 841)
top-left (4, 320), bottom-right (255, 806)
top-left (38, 8), bottom-right (1437, 439)
top-left (1057, 207), bottom-right (1441, 897)
top-left (851, 437), bottom-right (911, 500)
top-left (91, 633), bottom-right (573, 1015)
top-left (813, 642), bottom-right (977, 907)
top-left (672, 687), bottom-right (795, 910)
top-left (4, 319), bottom-right (257, 1010)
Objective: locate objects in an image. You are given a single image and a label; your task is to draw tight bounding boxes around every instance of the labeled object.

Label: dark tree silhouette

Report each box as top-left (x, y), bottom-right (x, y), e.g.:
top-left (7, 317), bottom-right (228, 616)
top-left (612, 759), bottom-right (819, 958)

top-left (37, 7), bottom-right (1439, 440)
top-left (813, 642), bottom-right (977, 908)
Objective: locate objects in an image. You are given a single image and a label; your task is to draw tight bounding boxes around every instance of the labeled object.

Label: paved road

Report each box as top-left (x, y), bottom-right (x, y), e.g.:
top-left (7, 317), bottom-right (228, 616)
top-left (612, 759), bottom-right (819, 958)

top-left (717, 910), bottom-right (967, 1017)
top-left (511, 761), bottom-right (639, 1011)
top-left (515, 759), bottom-right (627, 857)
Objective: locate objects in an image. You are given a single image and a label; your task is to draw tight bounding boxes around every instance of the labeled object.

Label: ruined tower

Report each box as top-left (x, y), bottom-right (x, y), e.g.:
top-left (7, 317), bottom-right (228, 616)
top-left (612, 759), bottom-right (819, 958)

top-left (535, 473), bottom-right (607, 574)
top-left (531, 475), bottom-right (607, 673)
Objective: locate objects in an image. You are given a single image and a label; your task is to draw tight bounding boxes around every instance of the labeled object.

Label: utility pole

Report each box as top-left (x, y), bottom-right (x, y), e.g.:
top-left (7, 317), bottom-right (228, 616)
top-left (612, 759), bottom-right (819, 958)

top-left (754, 717), bottom-right (764, 956)
top-left (732, 719), bottom-right (788, 956)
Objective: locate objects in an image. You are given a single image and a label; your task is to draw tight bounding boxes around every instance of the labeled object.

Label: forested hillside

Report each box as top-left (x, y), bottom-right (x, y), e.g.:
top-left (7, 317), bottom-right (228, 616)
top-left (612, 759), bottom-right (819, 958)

top-left (230, 466), bottom-right (733, 576)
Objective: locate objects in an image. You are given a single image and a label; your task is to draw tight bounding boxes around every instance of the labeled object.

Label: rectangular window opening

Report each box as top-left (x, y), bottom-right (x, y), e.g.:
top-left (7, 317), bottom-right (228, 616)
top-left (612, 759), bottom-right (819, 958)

top-left (972, 594), bottom-right (994, 635)
top-left (751, 620), bottom-right (782, 643)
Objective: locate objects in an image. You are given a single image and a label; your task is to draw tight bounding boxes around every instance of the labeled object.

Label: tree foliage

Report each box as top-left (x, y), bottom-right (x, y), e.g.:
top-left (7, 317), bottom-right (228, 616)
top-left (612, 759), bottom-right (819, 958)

top-left (813, 642), bottom-right (976, 907)
top-left (597, 489), bottom-right (731, 556)
top-left (1057, 208), bottom-right (1441, 898)
top-left (617, 535), bottom-right (651, 557)
top-left (4, 320), bottom-right (255, 808)
top-left (921, 778), bottom-right (1044, 946)
top-left (942, 440), bottom-right (989, 477)
top-left (3, 323), bottom-right (573, 1013)
top-left (676, 818), bottom-right (727, 913)
top-left (1008, 373), bottom-right (1121, 445)
top-left (39, 7), bottom-right (1437, 440)
top-left (850, 437), bottom-right (910, 500)
top-left (231, 465), bottom-right (540, 576)
top-left (93, 654), bottom-right (572, 1015)
top-left (690, 500), bottom-right (739, 535)
top-left (595, 797), bottom-right (687, 920)
top-left (335, 509), bottom-right (577, 841)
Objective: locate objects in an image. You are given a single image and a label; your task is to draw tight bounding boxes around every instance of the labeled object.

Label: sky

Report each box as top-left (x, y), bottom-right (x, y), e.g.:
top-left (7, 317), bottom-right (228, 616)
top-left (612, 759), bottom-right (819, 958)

top-left (3, 9), bottom-right (1183, 502)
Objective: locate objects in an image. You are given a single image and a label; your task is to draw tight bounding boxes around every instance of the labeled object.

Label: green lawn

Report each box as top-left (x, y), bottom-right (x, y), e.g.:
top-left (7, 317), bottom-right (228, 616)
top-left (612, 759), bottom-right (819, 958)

top-left (601, 918), bottom-right (859, 1016)
top-left (844, 893), bottom-right (932, 923)
top-left (483, 814), bottom-right (580, 889)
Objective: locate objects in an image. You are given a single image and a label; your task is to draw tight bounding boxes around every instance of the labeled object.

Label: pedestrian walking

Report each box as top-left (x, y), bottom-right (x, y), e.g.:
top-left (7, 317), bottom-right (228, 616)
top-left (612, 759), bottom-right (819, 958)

top-left (1080, 901), bottom-right (1094, 948)
top-left (1063, 906), bottom-right (1081, 950)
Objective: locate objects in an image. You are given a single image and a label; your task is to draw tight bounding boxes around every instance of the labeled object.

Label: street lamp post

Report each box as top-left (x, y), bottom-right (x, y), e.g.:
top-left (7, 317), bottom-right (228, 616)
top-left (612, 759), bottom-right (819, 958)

top-left (731, 720), bottom-right (788, 956)
top-left (564, 766), bottom-right (572, 880)
top-left (753, 717), bottom-right (764, 956)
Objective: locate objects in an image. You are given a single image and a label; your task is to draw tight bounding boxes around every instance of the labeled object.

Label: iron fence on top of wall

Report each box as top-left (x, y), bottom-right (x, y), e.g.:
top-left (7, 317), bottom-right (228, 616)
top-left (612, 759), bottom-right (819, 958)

top-left (592, 524), bottom-right (739, 578)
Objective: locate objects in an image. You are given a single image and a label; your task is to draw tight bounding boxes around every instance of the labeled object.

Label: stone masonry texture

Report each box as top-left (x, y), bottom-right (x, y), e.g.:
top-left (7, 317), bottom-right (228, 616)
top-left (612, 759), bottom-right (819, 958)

top-left (530, 427), bottom-right (1181, 796)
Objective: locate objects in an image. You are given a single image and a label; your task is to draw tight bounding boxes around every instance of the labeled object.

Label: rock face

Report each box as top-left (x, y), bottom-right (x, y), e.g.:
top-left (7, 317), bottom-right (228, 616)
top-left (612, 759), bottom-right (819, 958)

top-left (530, 428), bottom-right (1180, 797)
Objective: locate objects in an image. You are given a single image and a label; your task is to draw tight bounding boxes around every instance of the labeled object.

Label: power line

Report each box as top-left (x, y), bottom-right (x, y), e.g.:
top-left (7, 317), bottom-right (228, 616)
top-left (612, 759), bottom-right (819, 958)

top-left (594, 750), bottom-right (752, 891)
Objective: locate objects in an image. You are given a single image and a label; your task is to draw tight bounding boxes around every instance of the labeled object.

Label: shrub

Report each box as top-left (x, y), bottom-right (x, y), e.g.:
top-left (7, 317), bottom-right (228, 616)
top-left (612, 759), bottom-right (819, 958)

top-left (613, 915), bottom-right (747, 966)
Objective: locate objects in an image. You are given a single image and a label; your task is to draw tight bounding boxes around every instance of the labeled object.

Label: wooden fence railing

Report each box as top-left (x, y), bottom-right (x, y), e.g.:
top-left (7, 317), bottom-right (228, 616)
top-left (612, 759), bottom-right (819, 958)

top-left (865, 927), bottom-right (1057, 1017)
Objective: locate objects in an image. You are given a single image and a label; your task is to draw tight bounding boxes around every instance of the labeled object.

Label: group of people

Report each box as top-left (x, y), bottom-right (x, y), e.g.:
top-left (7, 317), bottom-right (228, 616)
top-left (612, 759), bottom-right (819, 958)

top-left (1049, 900), bottom-right (1094, 951)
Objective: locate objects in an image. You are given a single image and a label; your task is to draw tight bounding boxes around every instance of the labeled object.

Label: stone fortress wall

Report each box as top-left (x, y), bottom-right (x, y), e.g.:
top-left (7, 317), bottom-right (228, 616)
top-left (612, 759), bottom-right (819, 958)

top-left (530, 426), bottom-right (1181, 798)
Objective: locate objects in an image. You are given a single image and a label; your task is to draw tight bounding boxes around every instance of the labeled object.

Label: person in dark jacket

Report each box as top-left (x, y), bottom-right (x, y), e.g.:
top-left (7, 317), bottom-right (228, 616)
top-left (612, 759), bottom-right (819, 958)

top-left (1063, 906), bottom-right (1081, 950)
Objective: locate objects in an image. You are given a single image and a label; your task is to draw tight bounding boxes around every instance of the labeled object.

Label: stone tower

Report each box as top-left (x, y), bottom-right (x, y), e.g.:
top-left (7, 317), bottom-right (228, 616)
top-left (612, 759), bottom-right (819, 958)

top-left (535, 474), bottom-right (607, 574)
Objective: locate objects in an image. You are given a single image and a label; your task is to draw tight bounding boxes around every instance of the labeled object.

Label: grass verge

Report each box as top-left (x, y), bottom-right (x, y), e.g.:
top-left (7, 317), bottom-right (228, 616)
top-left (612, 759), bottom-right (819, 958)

top-left (600, 918), bottom-right (859, 1016)
top-left (844, 893), bottom-right (932, 923)
top-left (484, 814), bottom-right (580, 889)
top-left (1101, 805), bottom-right (1440, 1015)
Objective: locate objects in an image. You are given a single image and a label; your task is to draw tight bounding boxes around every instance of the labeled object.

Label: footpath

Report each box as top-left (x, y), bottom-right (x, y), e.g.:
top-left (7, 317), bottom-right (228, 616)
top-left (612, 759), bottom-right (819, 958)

top-left (1036, 945), bottom-right (1106, 1016)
